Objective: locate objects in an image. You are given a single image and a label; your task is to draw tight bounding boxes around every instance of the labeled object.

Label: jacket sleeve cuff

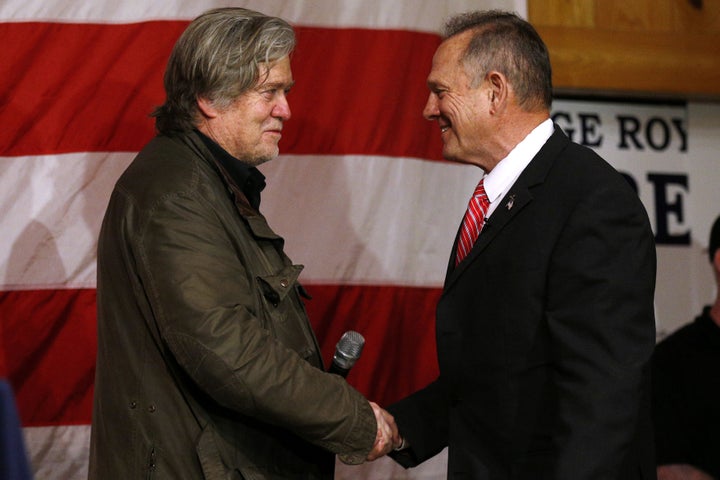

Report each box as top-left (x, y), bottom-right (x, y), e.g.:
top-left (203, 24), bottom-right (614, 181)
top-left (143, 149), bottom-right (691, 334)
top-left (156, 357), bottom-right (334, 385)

top-left (336, 394), bottom-right (376, 463)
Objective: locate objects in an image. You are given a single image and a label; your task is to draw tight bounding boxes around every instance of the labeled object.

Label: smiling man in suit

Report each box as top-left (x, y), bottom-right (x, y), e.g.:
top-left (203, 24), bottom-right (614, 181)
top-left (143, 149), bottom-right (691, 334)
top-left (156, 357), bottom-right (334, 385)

top-left (387, 10), bottom-right (657, 480)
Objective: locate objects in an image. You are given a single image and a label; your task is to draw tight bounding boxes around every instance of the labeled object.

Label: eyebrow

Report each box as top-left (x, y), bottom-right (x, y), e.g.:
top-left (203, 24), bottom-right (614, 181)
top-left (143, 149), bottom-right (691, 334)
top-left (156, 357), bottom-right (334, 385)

top-left (426, 80), bottom-right (445, 91)
top-left (258, 80), bottom-right (295, 90)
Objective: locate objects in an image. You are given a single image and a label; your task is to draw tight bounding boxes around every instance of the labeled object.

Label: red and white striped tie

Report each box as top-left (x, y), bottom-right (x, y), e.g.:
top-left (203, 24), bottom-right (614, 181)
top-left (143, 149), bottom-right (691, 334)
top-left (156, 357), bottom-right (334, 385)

top-left (455, 178), bottom-right (490, 265)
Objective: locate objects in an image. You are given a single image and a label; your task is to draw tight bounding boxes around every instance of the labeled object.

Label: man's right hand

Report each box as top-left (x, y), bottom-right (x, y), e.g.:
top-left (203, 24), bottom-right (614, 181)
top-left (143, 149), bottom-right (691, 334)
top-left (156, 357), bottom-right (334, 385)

top-left (366, 401), bottom-right (401, 461)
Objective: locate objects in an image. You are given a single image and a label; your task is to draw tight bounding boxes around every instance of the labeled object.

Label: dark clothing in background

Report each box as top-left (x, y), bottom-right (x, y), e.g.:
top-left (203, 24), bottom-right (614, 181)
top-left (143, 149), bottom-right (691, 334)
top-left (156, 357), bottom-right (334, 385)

top-left (653, 307), bottom-right (720, 479)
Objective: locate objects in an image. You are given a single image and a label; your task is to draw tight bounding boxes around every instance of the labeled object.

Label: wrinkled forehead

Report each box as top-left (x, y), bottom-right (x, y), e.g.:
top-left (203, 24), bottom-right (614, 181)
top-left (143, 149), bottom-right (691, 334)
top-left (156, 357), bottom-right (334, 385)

top-left (432, 31), bottom-right (474, 71)
top-left (253, 56), bottom-right (294, 88)
top-left (436, 33), bottom-right (469, 62)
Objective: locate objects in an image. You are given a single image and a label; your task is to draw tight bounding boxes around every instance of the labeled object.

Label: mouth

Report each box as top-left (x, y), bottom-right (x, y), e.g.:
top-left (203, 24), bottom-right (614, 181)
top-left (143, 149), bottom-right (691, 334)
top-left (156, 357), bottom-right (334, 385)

top-left (264, 122), bottom-right (283, 134)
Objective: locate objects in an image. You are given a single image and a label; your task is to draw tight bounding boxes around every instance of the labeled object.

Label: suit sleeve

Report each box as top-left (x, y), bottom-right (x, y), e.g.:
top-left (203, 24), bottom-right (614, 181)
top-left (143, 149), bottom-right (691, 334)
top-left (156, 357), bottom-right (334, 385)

top-left (386, 378), bottom-right (449, 468)
top-left (545, 174), bottom-right (656, 478)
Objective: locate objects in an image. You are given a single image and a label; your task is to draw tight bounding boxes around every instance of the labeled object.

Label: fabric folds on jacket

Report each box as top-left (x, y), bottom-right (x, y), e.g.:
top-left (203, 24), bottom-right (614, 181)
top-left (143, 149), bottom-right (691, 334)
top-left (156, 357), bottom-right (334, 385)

top-left (89, 131), bottom-right (376, 479)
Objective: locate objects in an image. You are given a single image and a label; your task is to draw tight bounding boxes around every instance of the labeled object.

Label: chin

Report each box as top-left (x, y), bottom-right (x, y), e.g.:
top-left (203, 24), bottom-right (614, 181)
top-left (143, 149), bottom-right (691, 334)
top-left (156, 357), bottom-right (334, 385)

top-left (242, 146), bottom-right (279, 166)
top-left (246, 156), bottom-right (273, 167)
top-left (442, 147), bottom-right (460, 162)
top-left (441, 149), bottom-right (471, 166)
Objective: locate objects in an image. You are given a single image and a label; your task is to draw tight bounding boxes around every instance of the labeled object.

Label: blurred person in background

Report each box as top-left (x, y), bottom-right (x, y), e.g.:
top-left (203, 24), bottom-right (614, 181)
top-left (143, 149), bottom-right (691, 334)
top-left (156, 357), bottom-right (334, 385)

top-left (653, 214), bottom-right (720, 480)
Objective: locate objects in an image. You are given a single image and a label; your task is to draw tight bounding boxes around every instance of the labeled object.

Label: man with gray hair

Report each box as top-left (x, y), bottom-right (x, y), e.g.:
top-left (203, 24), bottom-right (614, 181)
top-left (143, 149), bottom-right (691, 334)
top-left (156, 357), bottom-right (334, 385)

top-left (387, 10), bottom-right (656, 479)
top-left (89, 8), bottom-right (396, 479)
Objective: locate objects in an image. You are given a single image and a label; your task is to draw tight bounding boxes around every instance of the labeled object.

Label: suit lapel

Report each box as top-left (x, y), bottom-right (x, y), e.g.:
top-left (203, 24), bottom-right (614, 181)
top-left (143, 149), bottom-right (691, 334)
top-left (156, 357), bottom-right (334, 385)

top-left (443, 126), bottom-right (570, 291)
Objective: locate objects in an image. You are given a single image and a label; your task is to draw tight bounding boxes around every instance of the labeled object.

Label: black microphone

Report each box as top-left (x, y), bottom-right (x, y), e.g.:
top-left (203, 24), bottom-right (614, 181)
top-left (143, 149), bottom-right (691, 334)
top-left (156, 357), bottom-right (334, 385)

top-left (328, 331), bottom-right (365, 378)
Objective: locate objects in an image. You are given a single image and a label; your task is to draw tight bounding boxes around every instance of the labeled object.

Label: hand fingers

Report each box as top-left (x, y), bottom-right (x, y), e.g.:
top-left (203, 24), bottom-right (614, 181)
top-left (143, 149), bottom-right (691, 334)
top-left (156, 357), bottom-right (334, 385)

top-left (367, 402), bottom-right (398, 461)
top-left (380, 408), bottom-right (401, 447)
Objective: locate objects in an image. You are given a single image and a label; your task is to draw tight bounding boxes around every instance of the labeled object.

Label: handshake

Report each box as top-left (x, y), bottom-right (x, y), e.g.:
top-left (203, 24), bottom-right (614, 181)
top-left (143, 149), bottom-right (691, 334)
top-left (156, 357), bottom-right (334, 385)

top-left (339, 401), bottom-right (404, 465)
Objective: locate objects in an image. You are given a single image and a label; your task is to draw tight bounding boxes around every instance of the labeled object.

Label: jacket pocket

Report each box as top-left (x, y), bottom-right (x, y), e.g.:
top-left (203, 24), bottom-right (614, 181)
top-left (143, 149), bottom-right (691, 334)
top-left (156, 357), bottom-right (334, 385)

top-left (255, 264), bottom-right (303, 313)
top-left (255, 265), bottom-right (316, 360)
top-left (196, 426), bottom-right (246, 480)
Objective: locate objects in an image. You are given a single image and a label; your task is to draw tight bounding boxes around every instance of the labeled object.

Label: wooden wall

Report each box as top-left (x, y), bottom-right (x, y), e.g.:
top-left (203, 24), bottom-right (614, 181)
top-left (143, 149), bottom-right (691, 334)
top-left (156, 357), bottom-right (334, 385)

top-left (527, 0), bottom-right (720, 99)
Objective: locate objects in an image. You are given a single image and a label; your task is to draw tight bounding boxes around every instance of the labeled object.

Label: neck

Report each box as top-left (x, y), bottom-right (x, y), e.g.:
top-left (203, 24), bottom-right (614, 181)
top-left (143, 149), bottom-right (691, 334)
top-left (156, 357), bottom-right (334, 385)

top-left (485, 112), bottom-right (549, 171)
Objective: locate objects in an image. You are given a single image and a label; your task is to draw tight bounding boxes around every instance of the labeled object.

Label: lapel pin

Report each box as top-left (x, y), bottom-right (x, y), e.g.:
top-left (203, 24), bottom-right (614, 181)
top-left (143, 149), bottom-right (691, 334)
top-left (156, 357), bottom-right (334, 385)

top-left (506, 194), bottom-right (515, 210)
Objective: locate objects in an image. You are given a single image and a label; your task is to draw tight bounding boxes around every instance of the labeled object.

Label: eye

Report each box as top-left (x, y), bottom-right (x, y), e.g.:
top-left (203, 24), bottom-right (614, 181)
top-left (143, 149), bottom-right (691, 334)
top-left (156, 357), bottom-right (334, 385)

top-left (261, 86), bottom-right (291, 100)
top-left (429, 86), bottom-right (446, 98)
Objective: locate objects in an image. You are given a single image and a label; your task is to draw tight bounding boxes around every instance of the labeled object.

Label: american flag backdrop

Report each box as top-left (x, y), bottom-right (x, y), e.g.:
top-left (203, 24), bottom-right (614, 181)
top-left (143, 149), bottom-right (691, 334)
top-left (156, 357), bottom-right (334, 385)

top-left (6, 1), bottom-right (720, 479)
top-left (1, 0), bottom-right (525, 478)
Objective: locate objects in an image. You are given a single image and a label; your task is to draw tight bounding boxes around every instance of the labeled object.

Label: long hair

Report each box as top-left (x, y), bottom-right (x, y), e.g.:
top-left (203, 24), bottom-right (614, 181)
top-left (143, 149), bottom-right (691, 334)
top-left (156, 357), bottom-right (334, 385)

top-left (443, 10), bottom-right (552, 111)
top-left (152, 8), bottom-right (295, 135)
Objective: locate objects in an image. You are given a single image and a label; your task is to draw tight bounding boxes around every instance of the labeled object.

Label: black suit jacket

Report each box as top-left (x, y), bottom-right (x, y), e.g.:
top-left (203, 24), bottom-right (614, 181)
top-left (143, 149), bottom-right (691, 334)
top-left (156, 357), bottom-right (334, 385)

top-left (389, 127), bottom-right (657, 480)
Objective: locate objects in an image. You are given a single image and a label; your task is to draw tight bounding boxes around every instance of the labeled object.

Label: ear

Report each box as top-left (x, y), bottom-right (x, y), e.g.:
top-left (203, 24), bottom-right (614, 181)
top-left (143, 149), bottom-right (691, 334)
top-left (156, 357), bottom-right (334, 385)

top-left (486, 71), bottom-right (508, 112)
top-left (197, 96), bottom-right (219, 119)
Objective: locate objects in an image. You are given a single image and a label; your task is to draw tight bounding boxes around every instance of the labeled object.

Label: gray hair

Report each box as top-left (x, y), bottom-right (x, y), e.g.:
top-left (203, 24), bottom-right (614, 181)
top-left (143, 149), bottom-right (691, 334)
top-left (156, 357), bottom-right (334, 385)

top-left (152, 7), bottom-right (296, 134)
top-left (443, 10), bottom-right (552, 111)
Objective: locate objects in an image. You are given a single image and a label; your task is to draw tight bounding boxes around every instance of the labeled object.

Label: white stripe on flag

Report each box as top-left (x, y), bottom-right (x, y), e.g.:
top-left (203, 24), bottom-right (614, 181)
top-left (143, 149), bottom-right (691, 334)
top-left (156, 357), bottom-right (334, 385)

top-left (1, 0), bottom-right (526, 28)
top-left (262, 154), bottom-right (480, 286)
top-left (24, 425), bottom-right (449, 480)
top-left (335, 448), bottom-right (448, 479)
top-left (1, 153), bottom-right (481, 290)
top-left (24, 425), bottom-right (91, 480)
top-left (0, 153), bottom-right (134, 291)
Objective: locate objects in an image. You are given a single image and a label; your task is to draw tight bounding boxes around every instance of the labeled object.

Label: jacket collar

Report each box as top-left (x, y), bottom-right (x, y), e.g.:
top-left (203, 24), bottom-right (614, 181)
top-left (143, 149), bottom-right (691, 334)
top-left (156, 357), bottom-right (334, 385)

top-left (443, 125), bottom-right (570, 290)
top-left (182, 130), bottom-right (283, 243)
top-left (194, 129), bottom-right (266, 210)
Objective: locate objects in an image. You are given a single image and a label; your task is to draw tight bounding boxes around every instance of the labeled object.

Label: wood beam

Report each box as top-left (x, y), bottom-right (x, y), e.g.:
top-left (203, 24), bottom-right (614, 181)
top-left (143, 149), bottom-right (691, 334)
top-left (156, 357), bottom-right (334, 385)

top-left (528, 0), bottom-right (720, 99)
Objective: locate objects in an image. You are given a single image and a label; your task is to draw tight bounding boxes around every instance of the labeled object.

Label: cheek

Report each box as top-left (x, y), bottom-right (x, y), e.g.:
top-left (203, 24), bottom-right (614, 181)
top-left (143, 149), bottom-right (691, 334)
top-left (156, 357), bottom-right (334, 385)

top-left (456, 104), bottom-right (484, 130)
top-left (443, 97), bottom-right (469, 122)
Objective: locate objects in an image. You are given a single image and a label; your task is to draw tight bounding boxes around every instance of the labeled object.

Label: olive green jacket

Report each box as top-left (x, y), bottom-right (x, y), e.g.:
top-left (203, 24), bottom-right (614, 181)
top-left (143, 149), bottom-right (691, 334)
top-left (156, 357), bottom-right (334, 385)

top-left (89, 131), bottom-right (376, 479)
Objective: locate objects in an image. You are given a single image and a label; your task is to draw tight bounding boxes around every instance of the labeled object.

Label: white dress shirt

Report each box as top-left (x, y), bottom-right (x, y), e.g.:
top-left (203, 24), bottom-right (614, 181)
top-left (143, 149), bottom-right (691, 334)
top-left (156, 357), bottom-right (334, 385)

top-left (482, 118), bottom-right (554, 219)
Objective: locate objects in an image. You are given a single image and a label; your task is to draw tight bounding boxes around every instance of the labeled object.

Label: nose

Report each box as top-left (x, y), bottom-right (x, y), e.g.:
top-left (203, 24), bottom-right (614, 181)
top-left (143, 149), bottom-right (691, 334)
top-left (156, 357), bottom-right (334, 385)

top-left (423, 92), bottom-right (439, 121)
top-left (273, 93), bottom-right (292, 121)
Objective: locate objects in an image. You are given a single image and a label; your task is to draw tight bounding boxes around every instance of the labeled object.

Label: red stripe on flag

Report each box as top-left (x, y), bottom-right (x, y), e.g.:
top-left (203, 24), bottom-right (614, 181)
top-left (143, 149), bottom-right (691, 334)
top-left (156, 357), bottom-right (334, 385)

top-left (1, 21), bottom-right (182, 157)
top-left (0, 305), bottom-right (7, 378)
top-left (287, 27), bottom-right (443, 160)
top-left (1, 289), bottom-right (96, 426)
top-left (1, 284), bottom-right (439, 425)
top-left (1, 22), bottom-right (444, 160)
top-left (305, 283), bottom-right (440, 407)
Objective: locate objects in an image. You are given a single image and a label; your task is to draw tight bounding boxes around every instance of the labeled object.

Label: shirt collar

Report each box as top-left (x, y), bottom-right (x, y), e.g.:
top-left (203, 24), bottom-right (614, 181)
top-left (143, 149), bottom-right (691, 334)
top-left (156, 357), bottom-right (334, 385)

top-left (195, 129), bottom-right (266, 210)
top-left (483, 118), bottom-right (554, 206)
